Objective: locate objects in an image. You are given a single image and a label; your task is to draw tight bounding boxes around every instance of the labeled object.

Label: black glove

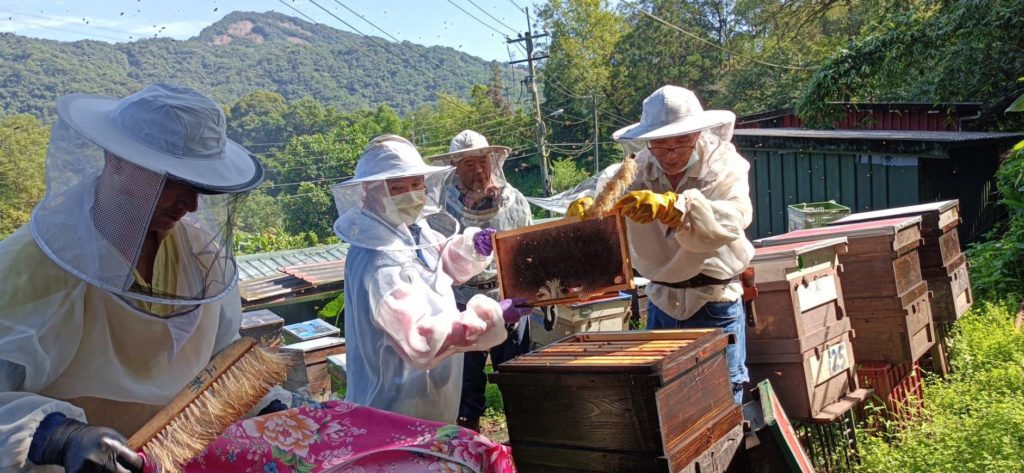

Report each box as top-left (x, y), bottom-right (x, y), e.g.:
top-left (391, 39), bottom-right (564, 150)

top-left (257, 399), bottom-right (289, 416)
top-left (29, 413), bottom-right (143, 473)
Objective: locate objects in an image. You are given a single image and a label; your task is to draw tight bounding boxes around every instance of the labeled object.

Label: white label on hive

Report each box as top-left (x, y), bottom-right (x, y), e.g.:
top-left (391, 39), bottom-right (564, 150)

top-left (797, 274), bottom-right (839, 312)
top-left (810, 340), bottom-right (850, 385)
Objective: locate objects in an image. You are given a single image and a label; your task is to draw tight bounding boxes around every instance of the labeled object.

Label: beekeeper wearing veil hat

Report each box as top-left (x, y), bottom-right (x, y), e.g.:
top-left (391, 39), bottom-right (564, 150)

top-left (0, 82), bottom-right (288, 473)
top-left (568, 85), bottom-right (754, 403)
top-left (425, 129), bottom-right (533, 432)
top-left (331, 135), bottom-right (531, 423)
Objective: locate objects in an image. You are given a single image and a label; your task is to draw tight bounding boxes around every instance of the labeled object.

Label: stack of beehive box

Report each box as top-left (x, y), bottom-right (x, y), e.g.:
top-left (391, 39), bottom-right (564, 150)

top-left (745, 237), bottom-right (869, 422)
top-left (756, 217), bottom-right (937, 413)
top-left (831, 200), bottom-right (971, 374)
top-left (491, 330), bottom-right (740, 473)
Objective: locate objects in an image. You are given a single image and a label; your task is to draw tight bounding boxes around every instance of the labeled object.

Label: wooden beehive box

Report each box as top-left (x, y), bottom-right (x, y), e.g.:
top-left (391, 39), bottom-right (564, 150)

top-left (755, 217), bottom-right (935, 364)
top-left (280, 336), bottom-right (346, 401)
top-left (528, 293), bottom-right (632, 348)
top-left (847, 291), bottom-right (936, 363)
top-left (239, 309), bottom-right (285, 347)
top-left (494, 214), bottom-right (634, 306)
top-left (747, 330), bottom-right (861, 421)
top-left (747, 237), bottom-right (850, 354)
top-left (831, 200), bottom-right (971, 322)
top-left (490, 330), bottom-right (740, 473)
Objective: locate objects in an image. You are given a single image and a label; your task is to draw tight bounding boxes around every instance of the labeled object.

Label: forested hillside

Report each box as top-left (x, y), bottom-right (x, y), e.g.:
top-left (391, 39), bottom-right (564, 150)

top-left (0, 10), bottom-right (508, 119)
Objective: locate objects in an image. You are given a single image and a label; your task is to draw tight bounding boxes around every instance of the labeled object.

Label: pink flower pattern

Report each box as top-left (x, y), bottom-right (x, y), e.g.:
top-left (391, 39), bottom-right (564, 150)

top-left (183, 400), bottom-right (516, 473)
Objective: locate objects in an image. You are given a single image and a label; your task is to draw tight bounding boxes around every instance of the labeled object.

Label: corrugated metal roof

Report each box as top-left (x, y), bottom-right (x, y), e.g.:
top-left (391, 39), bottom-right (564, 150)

top-left (733, 128), bottom-right (1023, 143)
top-left (237, 244), bottom-right (349, 282)
top-left (237, 244), bottom-right (349, 305)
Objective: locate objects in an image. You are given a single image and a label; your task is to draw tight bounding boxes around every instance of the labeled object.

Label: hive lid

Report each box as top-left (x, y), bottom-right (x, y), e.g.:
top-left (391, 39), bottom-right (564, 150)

top-left (755, 216), bottom-right (921, 247)
top-left (752, 237), bottom-right (849, 262)
top-left (830, 200), bottom-right (958, 229)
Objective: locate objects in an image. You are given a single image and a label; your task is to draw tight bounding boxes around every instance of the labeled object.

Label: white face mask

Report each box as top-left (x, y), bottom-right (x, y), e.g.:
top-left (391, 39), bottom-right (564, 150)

top-left (391, 189), bottom-right (426, 226)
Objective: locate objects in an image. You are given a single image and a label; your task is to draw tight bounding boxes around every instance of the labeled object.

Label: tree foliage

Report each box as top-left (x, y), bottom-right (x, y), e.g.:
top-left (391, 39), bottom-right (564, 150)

top-left (0, 10), bottom-right (513, 122)
top-left (0, 114), bottom-right (48, 238)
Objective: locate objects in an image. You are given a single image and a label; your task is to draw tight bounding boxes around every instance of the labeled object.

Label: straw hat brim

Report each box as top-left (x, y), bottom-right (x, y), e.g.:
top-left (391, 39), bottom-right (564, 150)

top-left (332, 163), bottom-right (454, 188)
top-left (613, 110), bottom-right (735, 142)
top-left (57, 93), bottom-right (263, 193)
top-left (425, 145), bottom-right (511, 165)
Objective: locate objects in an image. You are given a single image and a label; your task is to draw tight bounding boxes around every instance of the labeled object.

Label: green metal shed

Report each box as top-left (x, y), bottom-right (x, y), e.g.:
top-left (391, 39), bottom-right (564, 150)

top-left (733, 129), bottom-right (1024, 242)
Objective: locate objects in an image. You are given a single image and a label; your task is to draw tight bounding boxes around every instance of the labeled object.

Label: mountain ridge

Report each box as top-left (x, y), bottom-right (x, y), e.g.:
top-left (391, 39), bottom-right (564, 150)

top-left (0, 10), bottom-right (507, 120)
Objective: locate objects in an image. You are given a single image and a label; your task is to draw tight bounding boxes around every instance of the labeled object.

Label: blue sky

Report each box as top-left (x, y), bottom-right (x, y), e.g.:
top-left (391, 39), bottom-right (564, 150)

top-left (0, 0), bottom-right (543, 62)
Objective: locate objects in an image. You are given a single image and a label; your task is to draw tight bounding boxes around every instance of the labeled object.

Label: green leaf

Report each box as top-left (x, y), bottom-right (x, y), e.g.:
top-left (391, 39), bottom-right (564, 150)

top-left (271, 446), bottom-right (288, 461)
top-left (1007, 94), bottom-right (1024, 114)
top-left (318, 293), bottom-right (345, 320)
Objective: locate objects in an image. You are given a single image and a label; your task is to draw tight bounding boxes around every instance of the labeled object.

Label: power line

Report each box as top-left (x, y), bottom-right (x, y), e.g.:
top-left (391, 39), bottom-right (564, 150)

top-left (620, 0), bottom-right (817, 71)
top-left (506, 0), bottom-right (525, 12)
top-left (446, 0), bottom-right (509, 38)
top-left (465, 0), bottom-right (519, 34)
top-left (328, 0), bottom-right (448, 72)
top-left (276, 0), bottom-right (376, 58)
top-left (305, 0), bottom-right (442, 83)
top-left (0, 16), bottom-right (130, 42)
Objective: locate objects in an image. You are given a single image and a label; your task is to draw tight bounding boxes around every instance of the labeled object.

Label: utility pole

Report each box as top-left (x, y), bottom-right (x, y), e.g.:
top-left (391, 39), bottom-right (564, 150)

top-left (508, 8), bottom-right (551, 197)
top-left (592, 93), bottom-right (600, 174)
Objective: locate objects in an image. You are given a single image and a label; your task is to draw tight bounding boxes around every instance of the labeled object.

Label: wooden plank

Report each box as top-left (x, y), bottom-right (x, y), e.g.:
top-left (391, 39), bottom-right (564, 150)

top-left (508, 443), bottom-right (667, 472)
top-left (756, 150), bottom-right (772, 237)
top-left (839, 154), bottom-right (857, 210)
top-left (782, 152), bottom-right (798, 208)
top-left (810, 153), bottom-right (826, 202)
top-left (748, 152), bottom-right (758, 239)
top-left (871, 156), bottom-right (889, 210)
top-left (856, 156), bottom-right (873, 212)
top-left (769, 150), bottom-right (785, 235)
top-left (796, 151), bottom-right (812, 204)
top-left (825, 153), bottom-right (842, 202)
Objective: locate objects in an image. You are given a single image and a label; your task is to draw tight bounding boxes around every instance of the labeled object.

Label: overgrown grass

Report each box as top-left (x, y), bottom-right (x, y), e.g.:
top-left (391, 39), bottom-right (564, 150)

top-left (857, 301), bottom-right (1024, 473)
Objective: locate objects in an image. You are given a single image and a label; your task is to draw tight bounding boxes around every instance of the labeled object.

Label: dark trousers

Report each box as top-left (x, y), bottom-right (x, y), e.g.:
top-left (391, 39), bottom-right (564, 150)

top-left (458, 322), bottom-right (531, 421)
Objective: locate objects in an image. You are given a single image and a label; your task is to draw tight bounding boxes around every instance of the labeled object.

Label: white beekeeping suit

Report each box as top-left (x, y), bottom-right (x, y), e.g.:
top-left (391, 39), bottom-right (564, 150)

top-left (331, 135), bottom-right (508, 423)
top-left (426, 130), bottom-right (533, 306)
top-left (0, 83), bottom-right (278, 471)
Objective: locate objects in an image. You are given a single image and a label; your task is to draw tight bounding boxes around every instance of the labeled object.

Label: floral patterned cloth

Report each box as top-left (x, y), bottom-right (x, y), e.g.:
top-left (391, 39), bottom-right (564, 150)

top-left (171, 400), bottom-right (515, 473)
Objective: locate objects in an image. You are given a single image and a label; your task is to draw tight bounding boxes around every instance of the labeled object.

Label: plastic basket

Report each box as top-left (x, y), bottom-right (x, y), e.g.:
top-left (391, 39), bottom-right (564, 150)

top-left (856, 361), bottom-right (924, 420)
top-left (788, 201), bottom-right (851, 231)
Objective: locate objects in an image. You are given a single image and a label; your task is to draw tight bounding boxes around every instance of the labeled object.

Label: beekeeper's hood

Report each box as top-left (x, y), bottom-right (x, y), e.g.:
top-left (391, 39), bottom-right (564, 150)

top-left (426, 129), bottom-right (512, 220)
top-left (331, 135), bottom-right (459, 251)
top-left (30, 82), bottom-right (263, 319)
top-left (613, 85), bottom-right (735, 157)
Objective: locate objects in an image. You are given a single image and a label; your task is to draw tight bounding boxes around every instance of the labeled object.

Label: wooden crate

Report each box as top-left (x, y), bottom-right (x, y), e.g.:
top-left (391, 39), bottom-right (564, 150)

top-left (831, 200), bottom-right (962, 269)
top-left (280, 336), bottom-right (346, 400)
top-left (748, 238), bottom-right (849, 345)
top-left (832, 200), bottom-right (971, 323)
top-left (848, 291), bottom-right (935, 363)
top-left (747, 331), bottom-right (858, 421)
top-left (756, 216), bottom-right (924, 300)
top-left (239, 309), bottom-right (284, 347)
top-left (755, 217), bottom-right (935, 364)
top-left (529, 293), bottom-right (632, 348)
top-left (923, 254), bottom-right (973, 323)
top-left (490, 330), bottom-right (739, 473)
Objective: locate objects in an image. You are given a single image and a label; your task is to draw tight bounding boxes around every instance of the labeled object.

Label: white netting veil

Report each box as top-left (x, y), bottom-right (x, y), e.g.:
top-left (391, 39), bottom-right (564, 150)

top-left (30, 83), bottom-right (263, 318)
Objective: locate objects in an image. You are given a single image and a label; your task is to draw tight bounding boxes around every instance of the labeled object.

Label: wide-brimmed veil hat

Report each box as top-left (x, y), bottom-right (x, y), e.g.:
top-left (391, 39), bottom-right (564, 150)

top-left (331, 135), bottom-right (459, 251)
top-left (55, 82), bottom-right (263, 192)
top-left (426, 129), bottom-right (511, 165)
top-left (613, 85), bottom-right (735, 143)
top-left (31, 82), bottom-right (265, 332)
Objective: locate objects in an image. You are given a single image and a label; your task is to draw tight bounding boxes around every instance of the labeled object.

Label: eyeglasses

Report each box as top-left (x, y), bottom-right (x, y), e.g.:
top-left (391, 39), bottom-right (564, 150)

top-left (647, 144), bottom-right (692, 155)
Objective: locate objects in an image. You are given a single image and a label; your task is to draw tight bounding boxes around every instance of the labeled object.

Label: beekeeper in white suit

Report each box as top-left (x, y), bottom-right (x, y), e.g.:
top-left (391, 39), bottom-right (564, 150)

top-left (331, 135), bottom-right (531, 423)
top-left (426, 129), bottom-right (533, 431)
top-left (0, 83), bottom-right (286, 473)
top-left (569, 85), bottom-right (753, 404)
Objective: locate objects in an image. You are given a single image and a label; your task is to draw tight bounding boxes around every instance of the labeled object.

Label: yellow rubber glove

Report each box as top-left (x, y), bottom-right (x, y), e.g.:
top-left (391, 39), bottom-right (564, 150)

top-left (614, 190), bottom-right (684, 227)
top-left (566, 196), bottom-right (594, 219)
